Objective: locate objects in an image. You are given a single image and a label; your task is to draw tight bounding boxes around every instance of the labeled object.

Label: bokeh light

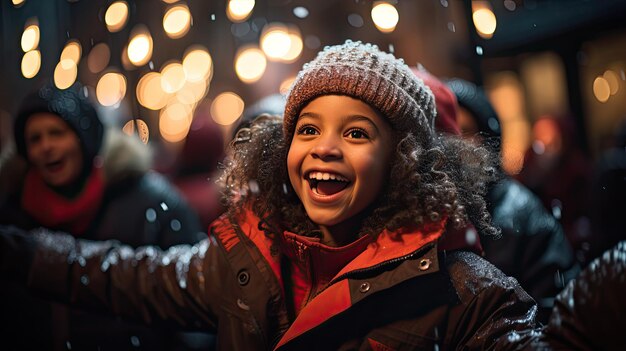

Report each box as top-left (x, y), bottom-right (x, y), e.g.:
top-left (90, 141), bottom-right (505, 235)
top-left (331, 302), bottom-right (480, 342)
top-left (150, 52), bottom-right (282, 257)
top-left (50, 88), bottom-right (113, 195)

top-left (12, 0), bottom-right (26, 6)
top-left (211, 92), bottom-right (245, 125)
top-left (593, 76), bottom-right (611, 103)
top-left (227, 0), bottom-right (255, 22)
top-left (284, 31), bottom-right (303, 62)
top-left (234, 46), bottom-right (266, 83)
top-left (371, 2), bottom-right (399, 33)
top-left (127, 26), bottom-right (153, 66)
top-left (472, 4), bottom-right (497, 39)
top-left (21, 50), bottom-right (41, 79)
top-left (87, 43), bottom-right (111, 73)
top-left (96, 72), bottom-right (127, 106)
top-left (176, 80), bottom-right (208, 105)
top-left (163, 4), bottom-right (192, 39)
top-left (261, 24), bottom-right (291, 60)
top-left (105, 1), bottom-right (129, 33)
top-left (60, 40), bottom-right (82, 65)
top-left (137, 72), bottom-right (171, 110)
top-left (122, 119), bottom-right (150, 144)
top-left (160, 102), bottom-right (193, 142)
top-left (603, 70), bottom-right (620, 95)
top-left (21, 23), bottom-right (40, 52)
top-left (161, 62), bottom-right (186, 93)
top-left (280, 75), bottom-right (296, 95)
top-left (183, 46), bottom-right (213, 82)
top-left (54, 59), bottom-right (78, 89)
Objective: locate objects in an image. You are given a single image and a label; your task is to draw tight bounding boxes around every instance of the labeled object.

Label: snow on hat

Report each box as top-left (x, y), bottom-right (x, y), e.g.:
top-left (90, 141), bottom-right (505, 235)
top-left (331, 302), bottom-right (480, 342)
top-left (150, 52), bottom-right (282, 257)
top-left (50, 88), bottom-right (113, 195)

top-left (283, 40), bottom-right (437, 143)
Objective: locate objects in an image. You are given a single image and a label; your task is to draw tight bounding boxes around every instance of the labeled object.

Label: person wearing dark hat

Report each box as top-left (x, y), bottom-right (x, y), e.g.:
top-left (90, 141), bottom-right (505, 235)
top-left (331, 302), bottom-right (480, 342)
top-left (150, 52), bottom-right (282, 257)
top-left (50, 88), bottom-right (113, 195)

top-left (0, 42), bottom-right (540, 350)
top-left (0, 81), bottom-right (204, 350)
top-left (445, 77), bottom-right (579, 323)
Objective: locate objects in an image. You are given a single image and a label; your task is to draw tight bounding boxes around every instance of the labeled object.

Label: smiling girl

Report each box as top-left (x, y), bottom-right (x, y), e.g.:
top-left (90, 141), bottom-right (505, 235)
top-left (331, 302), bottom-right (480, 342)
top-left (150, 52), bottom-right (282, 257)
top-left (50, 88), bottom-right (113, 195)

top-left (1, 41), bottom-right (538, 350)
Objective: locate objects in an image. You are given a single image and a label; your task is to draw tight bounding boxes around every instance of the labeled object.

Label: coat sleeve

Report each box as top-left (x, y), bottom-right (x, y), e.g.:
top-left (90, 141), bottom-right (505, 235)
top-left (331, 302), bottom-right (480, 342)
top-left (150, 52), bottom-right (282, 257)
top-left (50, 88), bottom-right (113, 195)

top-left (1, 224), bottom-right (230, 332)
top-left (540, 241), bottom-right (626, 350)
top-left (445, 251), bottom-right (543, 350)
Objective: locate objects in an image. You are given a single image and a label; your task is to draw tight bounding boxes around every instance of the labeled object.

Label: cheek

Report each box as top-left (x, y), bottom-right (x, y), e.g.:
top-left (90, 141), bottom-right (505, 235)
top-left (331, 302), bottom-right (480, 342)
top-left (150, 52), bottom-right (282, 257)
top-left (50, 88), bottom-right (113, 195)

top-left (286, 145), bottom-right (301, 188)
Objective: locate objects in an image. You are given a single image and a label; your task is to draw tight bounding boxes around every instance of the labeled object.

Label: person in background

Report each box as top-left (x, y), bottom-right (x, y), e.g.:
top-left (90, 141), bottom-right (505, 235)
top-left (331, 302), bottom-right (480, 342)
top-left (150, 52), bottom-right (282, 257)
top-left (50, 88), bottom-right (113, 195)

top-left (516, 114), bottom-right (594, 263)
top-left (0, 81), bottom-right (204, 350)
top-left (435, 76), bottom-right (579, 323)
top-left (0, 41), bottom-right (540, 350)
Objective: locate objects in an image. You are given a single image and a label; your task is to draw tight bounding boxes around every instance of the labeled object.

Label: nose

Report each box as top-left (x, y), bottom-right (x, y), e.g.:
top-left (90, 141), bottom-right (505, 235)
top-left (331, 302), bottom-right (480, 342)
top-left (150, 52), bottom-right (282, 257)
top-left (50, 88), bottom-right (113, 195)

top-left (39, 135), bottom-right (54, 153)
top-left (310, 134), bottom-right (342, 161)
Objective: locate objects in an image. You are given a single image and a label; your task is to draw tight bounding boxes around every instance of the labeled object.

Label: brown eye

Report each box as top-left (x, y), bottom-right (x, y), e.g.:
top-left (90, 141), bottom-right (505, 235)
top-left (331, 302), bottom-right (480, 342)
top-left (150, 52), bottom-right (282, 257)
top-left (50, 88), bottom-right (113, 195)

top-left (346, 128), bottom-right (369, 139)
top-left (297, 125), bottom-right (318, 135)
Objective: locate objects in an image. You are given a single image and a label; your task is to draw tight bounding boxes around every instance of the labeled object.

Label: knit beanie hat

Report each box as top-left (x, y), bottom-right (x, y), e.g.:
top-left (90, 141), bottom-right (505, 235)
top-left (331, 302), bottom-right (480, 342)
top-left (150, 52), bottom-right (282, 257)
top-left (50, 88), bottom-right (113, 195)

top-left (445, 78), bottom-right (501, 140)
top-left (14, 81), bottom-right (104, 167)
top-left (283, 40), bottom-right (437, 143)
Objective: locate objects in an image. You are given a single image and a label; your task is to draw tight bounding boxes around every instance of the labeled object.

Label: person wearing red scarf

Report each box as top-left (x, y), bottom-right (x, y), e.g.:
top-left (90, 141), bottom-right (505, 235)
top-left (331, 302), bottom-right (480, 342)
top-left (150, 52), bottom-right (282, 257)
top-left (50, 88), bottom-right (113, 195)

top-left (0, 81), bottom-right (205, 350)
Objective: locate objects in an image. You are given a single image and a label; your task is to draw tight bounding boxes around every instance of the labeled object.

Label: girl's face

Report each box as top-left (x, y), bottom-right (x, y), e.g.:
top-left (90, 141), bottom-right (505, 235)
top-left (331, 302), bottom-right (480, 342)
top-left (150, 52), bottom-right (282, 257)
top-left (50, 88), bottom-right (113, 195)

top-left (25, 112), bottom-right (83, 187)
top-left (287, 95), bottom-right (394, 229)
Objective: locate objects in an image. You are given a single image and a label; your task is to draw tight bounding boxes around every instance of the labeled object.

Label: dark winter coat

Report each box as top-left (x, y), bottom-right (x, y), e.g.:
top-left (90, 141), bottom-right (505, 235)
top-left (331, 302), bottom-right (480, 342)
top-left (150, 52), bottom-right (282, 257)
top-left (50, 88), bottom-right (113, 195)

top-left (483, 177), bottom-right (579, 322)
top-left (537, 241), bottom-right (626, 350)
top-left (0, 131), bottom-right (205, 350)
top-left (1, 209), bottom-right (541, 350)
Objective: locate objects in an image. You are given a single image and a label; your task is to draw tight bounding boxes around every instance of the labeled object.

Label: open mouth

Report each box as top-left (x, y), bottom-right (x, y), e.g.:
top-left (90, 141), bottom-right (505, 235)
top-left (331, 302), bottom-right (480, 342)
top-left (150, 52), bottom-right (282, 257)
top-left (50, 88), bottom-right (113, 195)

top-left (45, 159), bottom-right (64, 173)
top-left (307, 171), bottom-right (350, 196)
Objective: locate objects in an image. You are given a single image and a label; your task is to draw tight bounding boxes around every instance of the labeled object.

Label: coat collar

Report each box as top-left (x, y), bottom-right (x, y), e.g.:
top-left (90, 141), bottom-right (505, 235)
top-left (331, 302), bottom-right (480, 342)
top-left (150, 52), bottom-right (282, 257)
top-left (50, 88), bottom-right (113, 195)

top-left (213, 209), bottom-right (447, 350)
top-left (274, 222), bottom-right (445, 350)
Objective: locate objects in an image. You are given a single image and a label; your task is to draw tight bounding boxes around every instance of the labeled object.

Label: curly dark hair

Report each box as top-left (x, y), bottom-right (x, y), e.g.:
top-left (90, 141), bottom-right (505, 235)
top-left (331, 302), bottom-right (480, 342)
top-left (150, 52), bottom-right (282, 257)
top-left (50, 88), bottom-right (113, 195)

top-left (219, 113), bottom-right (500, 241)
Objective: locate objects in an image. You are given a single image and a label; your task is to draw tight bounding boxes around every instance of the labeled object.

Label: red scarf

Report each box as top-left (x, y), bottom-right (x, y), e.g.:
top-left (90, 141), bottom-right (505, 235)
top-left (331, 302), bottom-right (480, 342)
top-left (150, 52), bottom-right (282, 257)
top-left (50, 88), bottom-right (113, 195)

top-left (21, 167), bottom-right (105, 236)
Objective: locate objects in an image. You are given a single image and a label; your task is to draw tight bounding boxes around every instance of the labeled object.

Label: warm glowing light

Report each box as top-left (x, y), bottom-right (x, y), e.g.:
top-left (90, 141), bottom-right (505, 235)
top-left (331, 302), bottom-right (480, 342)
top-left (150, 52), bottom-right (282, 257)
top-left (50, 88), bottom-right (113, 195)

top-left (176, 80), bottom-right (208, 105)
top-left (234, 46), bottom-right (266, 83)
top-left (21, 50), bottom-right (41, 79)
top-left (472, 8), bottom-right (497, 39)
top-left (371, 2), bottom-right (399, 33)
top-left (105, 1), bottom-right (129, 32)
top-left (163, 4), bottom-right (192, 39)
top-left (593, 76), bottom-right (611, 103)
top-left (122, 119), bottom-right (150, 144)
top-left (486, 72), bottom-right (530, 175)
top-left (12, 0), bottom-right (26, 6)
top-left (127, 27), bottom-right (153, 66)
top-left (96, 72), bottom-right (127, 107)
top-left (603, 70), bottom-right (620, 95)
top-left (183, 47), bottom-right (213, 82)
top-left (227, 0), bottom-right (255, 22)
top-left (211, 92), bottom-right (245, 125)
top-left (87, 43), bottom-right (110, 73)
top-left (21, 24), bottom-right (40, 52)
top-left (261, 24), bottom-right (291, 60)
top-left (161, 62), bottom-right (186, 93)
top-left (54, 59), bottom-right (78, 90)
top-left (283, 32), bottom-right (303, 62)
top-left (280, 75), bottom-right (296, 95)
top-left (137, 72), bottom-right (170, 110)
top-left (160, 103), bottom-right (193, 142)
top-left (60, 40), bottom-right (82, 65)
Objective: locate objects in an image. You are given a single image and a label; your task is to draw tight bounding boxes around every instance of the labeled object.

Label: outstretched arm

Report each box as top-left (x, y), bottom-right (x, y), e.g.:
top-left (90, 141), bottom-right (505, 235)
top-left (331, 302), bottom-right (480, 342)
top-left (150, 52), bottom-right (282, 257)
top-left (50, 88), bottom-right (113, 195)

top-left (0, 225), bottom-right (224, 331)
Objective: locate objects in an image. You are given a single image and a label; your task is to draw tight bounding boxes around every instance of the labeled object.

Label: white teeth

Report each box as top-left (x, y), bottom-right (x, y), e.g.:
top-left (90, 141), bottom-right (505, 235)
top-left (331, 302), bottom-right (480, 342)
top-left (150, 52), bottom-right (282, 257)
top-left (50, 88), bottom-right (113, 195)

top-left (308, 172), bottom-right (348, 182)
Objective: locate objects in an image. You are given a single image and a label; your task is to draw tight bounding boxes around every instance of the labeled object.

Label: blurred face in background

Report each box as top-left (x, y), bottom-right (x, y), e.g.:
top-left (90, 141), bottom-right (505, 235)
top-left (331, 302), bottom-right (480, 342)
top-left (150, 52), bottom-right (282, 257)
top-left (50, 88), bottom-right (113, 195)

top-left (25, 112), bottom-right (83, 187)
